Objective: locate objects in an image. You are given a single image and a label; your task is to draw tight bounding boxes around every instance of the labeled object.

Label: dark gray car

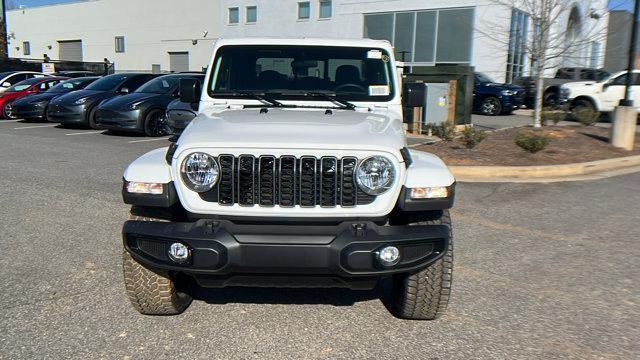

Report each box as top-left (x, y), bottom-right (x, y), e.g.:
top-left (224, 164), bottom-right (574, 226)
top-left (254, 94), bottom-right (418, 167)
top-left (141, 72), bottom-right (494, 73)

top-left (47, 73), bottom-right (157, 128)
top-left (94, 73), bottom-right (204, 136)
top-left (166, 97), bottom-right (200, 135)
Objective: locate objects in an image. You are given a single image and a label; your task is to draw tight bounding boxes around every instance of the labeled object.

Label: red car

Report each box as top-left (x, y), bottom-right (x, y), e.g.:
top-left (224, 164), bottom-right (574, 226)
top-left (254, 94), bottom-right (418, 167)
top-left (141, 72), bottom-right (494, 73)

top-left (0, 76), bottom-right (68, 119)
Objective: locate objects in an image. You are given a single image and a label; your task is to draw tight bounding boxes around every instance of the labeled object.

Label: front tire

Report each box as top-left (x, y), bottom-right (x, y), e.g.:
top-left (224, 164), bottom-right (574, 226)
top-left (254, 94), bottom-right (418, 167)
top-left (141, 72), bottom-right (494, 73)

top-left (480, 97), bottom-right (502, 116)
top-left (122, 212), bottom-right (192, 315)
top-left (88, 107), bottom-right (99, 129)
top-left (386, 210), bottom-right (453, 320)
top-left (143, 109), bottom-right (169, 137)
top-left (3, 101), bottom-right (16, 119)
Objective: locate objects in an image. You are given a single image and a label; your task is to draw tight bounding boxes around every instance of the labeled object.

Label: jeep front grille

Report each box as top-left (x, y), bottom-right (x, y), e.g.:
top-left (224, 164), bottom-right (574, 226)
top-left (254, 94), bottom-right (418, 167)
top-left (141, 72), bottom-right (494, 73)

top-left (199, 155), bottom-right (375, 207)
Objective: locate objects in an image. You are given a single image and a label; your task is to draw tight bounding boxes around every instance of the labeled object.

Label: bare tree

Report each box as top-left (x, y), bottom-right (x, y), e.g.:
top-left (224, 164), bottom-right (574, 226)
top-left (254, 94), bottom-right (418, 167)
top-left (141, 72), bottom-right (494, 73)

top-left (480, 0), bottom-right (608, 127)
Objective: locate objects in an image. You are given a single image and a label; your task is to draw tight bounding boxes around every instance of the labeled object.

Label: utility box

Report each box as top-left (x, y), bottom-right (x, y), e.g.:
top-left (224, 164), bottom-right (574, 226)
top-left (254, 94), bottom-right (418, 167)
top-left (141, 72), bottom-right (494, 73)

top-left (423, 82), bottom-right (450, 125)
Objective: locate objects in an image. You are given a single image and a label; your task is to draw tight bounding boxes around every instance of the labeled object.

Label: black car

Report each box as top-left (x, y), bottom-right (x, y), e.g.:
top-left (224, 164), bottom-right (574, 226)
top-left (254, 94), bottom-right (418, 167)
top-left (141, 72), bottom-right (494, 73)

top-left (166, 97), bottom-right (199, 135)
top-left (11, 77), bottom-right (99, 121)
top-left (47, 73), bottom-right (157, 128)
top-left (53, 71), bottom-right (100, 78)
top-left (95, 73), bottom-right (203, 136)
top-left (473, 73), bottom-right (525, 116)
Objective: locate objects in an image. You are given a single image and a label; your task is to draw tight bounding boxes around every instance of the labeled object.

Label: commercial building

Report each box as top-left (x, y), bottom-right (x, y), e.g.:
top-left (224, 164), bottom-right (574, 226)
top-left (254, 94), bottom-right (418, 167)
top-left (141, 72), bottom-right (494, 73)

top-left (5, 0), bottom-right (610, 82)
top-left (6, 0), bottom-right (221, 72)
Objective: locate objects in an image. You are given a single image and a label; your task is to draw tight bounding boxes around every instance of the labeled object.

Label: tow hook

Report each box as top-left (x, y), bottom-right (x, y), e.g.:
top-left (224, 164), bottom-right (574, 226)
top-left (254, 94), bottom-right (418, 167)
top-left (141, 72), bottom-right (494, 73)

top-left (352, 223), bottom-right (366, 238)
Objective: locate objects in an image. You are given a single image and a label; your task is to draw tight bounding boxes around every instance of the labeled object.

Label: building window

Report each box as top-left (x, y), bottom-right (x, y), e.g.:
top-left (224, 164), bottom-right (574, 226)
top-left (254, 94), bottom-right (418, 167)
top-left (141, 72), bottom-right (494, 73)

top-left (319, 0), bottom-right (331, 19)
top-left (590, 41), bottom-right (601, 68)
top-left (23, 41), bottom-right (30, 56)
top-left (506, 8), bottom-right (529, 83)
top-left (228, 7), bottom-right (239, 24)
top-left (246, 6), bottom-right (257, 23)
top-left (298, 2), bottom-right (310, 20)
top-left (363, 8), bottom-right (474, 65)
top-left (115, 36), bottom-right (125, 53)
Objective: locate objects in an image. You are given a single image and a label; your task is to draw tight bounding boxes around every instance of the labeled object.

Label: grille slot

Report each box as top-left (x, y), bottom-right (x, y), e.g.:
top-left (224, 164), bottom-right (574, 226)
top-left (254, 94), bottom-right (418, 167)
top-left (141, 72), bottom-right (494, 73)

top-left (204, 155), bottom-right (378, 207)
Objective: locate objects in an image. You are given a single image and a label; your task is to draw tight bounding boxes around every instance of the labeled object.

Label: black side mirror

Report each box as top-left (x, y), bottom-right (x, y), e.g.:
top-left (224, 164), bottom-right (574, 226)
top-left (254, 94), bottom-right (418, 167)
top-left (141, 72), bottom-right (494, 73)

top-left (180, 79), bottom-right (201, 104)
top-left (402, 82), bottom-right (427, 108)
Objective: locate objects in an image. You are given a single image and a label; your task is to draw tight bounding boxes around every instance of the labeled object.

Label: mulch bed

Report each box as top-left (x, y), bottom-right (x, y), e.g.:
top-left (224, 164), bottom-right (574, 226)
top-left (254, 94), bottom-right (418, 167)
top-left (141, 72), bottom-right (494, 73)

top-left (416, 126), bottom-right (640, 166)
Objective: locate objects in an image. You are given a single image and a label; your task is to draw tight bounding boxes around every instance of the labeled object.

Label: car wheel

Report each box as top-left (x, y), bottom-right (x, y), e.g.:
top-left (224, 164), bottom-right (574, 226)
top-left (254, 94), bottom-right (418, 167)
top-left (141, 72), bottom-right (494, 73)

top-left (480, 97), bottom-right (502, 116)
top-left (2, 101), bottom-right (16, 119)
top-left (88, 107), bottom-right (99, 129)
top-left (571, 99), bottom-right (595, 112)
top-left (543, 92), bottom-right (558, 108)
top-left (144, 109), bottom-right (169, 137)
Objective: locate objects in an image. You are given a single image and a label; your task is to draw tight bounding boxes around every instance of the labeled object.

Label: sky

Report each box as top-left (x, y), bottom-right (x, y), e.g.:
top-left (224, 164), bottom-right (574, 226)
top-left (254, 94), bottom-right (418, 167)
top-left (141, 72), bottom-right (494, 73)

top-left (5, 0), bottom-right (638, 10)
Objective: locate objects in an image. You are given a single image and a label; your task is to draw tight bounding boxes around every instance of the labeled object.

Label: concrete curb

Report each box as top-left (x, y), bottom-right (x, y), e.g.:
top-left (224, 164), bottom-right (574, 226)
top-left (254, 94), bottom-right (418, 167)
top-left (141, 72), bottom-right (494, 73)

top-left (450, 155), bottom-right (640, 182)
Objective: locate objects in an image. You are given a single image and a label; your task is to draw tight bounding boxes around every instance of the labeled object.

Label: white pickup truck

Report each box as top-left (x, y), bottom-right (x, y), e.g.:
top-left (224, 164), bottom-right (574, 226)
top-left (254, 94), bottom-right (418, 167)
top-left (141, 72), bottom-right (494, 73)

top-left (120, 38), bottom-right (456, 320)
top-left (560, 70), bottom-right (640, 113)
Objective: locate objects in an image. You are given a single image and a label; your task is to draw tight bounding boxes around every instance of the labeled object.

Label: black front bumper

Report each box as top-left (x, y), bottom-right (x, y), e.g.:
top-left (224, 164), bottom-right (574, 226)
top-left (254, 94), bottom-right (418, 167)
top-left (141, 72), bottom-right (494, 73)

top-left (12, 103), bottom-right (46, 119)
top-left (95, 108), bottom-right (142, 132)
top-left (123, 219), bottom-right (449, 289)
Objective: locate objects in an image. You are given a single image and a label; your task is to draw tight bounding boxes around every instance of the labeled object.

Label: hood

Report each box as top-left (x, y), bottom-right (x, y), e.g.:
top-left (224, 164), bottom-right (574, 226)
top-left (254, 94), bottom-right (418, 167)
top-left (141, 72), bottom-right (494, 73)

top-left (99, 92), bottom-right (165, 109)
top-left (562, 81), bottom-right (598, 88)
top-left (13, 92), bottom-right (61, 105)
top-left (51, 89), bottom-right (104, 104)
top-left (482, 82), bottom-right (523, 91)
top-left (178, 108), bottom-right (406, 153)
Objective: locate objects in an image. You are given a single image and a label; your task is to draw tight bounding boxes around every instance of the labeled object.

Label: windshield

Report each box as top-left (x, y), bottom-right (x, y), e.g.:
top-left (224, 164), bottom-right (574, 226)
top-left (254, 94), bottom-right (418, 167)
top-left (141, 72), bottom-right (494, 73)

top-left (135, 75), bottom-right (181, 94)
top-left (85, 74), bottom-right (128, 91)
top-left (475, 73), bottom-right (495, 84)
top-left (49, 78), bottom-right (95, 92)
top-left (6, 78), bottom-right (40, 92)
top-left (209, 45), bottom-right (394, 102)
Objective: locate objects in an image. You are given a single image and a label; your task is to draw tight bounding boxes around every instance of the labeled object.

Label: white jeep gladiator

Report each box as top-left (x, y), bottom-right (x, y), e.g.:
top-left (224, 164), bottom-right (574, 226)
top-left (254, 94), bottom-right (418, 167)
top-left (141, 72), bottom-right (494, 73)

top-left (560, 70), bottom-right (640, 113)
top-left (121, 38), bottom-right (456, 320)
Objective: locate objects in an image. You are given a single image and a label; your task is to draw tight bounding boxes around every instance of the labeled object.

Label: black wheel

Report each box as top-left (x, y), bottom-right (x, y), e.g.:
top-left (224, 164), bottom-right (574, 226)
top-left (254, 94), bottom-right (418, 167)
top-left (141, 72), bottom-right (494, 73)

top-left (88, 107), bottom-right (99, 129)
top-left (386, 210), bottom-right (453, 320)
top-left (43, 107), bottom-right (50, 122)
top-left (3, 101), bottom-right (16, 119)
top-left (571, 99), bottom-right (595, 112)
top-left (480, 97), bottom-right (502, 116)
top-left (543, 91), bottom-right (558, 108)
top-left (122, 211), bottom-right (192, 315)
top-left (143, 109), bottom-right (169, 137)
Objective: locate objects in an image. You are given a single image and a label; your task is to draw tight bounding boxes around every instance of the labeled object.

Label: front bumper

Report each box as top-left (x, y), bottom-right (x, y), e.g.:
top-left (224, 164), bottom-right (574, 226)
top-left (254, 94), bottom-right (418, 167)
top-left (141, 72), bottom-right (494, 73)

top-left (47, 103), bottom-right (87, 124)
top-left (94, 108), bottom-right (142, 132)
top-left (500, 94), bottom-right (524, 111)
top-left (12, 102), bottom-right (47, 119)
top-left (123, 219), bottom-right (449, 289)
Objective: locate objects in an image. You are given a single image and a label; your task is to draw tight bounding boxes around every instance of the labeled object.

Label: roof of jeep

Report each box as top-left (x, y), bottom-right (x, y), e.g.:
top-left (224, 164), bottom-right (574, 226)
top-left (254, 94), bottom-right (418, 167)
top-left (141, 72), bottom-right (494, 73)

top-left (214, 37), bottom-right (393, 50)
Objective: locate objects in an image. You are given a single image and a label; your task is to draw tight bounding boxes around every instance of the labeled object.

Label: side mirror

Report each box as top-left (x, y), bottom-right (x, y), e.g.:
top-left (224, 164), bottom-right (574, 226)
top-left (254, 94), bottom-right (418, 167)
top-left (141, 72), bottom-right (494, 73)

top-left (402, 82), bottom-right (427, 108)
top-left (180, 78), bottom-right (201, 104)
top-left (119, 87), bottom-right (130, 94)
top-left (2, 82), bottom-right (10, 88)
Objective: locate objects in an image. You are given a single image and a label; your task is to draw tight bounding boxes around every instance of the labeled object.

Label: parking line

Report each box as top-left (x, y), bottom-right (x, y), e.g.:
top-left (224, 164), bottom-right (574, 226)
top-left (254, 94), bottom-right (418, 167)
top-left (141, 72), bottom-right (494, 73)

top-left (65, 131), bottom-right (103, 136)
top-left (128, 137), bottom-right (170, 144)
top-left (14, 124), bottom-right (58, 130)
top-left (1, 120), bottom-right (23, 123)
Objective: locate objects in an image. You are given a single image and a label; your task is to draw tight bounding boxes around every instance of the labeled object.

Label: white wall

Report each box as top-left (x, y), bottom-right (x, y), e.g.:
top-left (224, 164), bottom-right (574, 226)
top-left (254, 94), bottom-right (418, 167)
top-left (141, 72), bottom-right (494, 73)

top-left (6, 0), bottom-right (221, 72)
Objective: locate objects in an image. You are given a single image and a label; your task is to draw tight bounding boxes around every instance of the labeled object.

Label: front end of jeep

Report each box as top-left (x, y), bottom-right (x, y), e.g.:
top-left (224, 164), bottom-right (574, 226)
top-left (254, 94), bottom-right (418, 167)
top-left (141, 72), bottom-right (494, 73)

top-left (120, 38), bottom-right (456, 320)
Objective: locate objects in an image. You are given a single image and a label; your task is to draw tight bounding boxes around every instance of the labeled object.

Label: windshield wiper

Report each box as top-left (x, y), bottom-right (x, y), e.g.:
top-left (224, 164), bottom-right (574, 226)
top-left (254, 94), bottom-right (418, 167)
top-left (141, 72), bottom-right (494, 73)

top-left (304, 92), bottom-right (356, 110)
top-left (239, 91), bottom-right (286, 108)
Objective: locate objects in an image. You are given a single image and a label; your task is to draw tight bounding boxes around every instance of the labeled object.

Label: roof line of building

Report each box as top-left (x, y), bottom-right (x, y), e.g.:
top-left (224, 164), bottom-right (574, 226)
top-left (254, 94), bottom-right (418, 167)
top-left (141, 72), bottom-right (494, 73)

top-left (7, 0), bottom-right (97, 12)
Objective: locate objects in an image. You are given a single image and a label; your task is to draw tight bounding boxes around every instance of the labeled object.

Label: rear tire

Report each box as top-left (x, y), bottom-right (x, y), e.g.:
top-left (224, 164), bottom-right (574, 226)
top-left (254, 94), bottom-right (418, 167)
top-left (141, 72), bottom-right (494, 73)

top-left (480, 97), bottom-right (501, 116)
top-left (386, 210), bottom-right (453, 320)
top-left (122, 212), bottom-right (192, 315)
top-left (2, 101), bottom-right (16, 119)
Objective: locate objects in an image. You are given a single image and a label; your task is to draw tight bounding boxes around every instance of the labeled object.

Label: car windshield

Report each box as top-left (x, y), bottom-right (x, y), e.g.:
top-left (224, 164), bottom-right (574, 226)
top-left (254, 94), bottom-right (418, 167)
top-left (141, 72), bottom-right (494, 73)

top-left (84, 74), bottom-right (129, 91)
top-left (135, 75), bottom-right (181, 94)
top-left (49, 78), bottom-right (94, 92)
top-left (6, 78), bottom-right (40, 92)
top-left (475, 73), bottom-right (495, 84)
top-left (209, 45), bottom-right (394, 102)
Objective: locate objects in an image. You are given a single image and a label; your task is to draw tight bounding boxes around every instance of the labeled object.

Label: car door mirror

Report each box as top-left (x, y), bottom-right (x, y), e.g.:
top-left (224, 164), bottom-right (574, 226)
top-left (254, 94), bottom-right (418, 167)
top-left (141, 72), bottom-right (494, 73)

top-left (179, 78), bottom-right (201, 104)
top-left (1, 82), bottom-right (10, 88)
top-left (402, 82), bottom-right (427, 108)
top-left (119, 87), bottom-right (130, 94)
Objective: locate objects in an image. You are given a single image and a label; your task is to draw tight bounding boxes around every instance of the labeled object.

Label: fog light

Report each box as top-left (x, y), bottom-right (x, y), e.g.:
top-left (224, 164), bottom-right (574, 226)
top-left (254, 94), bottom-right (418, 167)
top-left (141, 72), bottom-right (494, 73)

top-left (168, 243), bottom-right (190, 263)
top-left (410, 186), bottom-right (449, 199)
top-left (126, 181), bottom-right (164, 195)
top-left (376, 246), bottom-right (400, 266)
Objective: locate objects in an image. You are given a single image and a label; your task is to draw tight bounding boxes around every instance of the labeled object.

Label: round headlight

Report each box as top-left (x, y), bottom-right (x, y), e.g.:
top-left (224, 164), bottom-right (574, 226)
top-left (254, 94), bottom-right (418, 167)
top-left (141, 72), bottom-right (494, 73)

top-left (356, 156), bottom-right (395, 195)
top-left (180, 152), bottom-right (219, 192)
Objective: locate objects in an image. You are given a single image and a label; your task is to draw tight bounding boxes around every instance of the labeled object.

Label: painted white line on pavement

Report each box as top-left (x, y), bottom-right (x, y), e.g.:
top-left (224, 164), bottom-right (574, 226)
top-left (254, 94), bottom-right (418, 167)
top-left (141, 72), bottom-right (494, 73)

top-left (1, 120), bottom-right (23, 123)
top-left (65, 131), bottom-right (103, 136)
top-left (14, 124), bottom-right (58, 130)
top-left (128, 137), bottom-right (170, 144)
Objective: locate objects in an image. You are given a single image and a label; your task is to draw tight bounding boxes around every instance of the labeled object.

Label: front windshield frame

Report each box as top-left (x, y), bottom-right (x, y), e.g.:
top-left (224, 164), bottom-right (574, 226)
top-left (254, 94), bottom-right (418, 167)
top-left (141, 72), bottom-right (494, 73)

top-left (84, 74), bottom-right (129, 91)
top-left (207, 45), bottom-right (396, 103)
top-left (48, 78), bottom-right (90, 92)
top-left (475, 73), bottom-right (495, 84)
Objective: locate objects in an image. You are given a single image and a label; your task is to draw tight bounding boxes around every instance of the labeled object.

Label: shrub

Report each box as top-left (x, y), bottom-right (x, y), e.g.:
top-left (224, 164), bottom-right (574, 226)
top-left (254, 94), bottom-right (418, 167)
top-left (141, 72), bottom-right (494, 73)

top-left (572, 107), bottom-right (599, 126)
top-left (541, 107), bottom-right (567, 125)
top-left (461, 127), bottom-right (487, 149)
top-left (515, 131), bottom-right (550, 153)
top-left (431, 121), bottom-right (456, 141)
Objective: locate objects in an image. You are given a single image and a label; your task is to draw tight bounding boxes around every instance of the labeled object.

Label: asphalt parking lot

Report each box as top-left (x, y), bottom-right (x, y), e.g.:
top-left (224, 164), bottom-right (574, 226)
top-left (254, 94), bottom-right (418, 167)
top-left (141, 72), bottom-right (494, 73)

top-left (0, 119), bottom-right (638, 359)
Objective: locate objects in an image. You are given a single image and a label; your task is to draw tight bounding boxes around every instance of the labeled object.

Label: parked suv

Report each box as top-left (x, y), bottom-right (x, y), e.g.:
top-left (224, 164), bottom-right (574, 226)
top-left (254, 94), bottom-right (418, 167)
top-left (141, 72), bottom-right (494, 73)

top-left (120, 38), bottom-right (456, 320)
top-left (519, 67), bottom-right (610, 108)
top-left (560, 70), bottom-right (640, 114)
top-left (473, 73), bottom-right (524, 116)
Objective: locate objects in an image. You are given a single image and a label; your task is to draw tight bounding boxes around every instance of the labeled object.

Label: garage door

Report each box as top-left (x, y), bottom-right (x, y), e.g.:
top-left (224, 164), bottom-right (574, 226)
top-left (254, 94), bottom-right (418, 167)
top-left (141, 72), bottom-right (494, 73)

top-left (58, 40), bottom-right (83, 62)
top-left (169, 52), bottom-right (189, 73)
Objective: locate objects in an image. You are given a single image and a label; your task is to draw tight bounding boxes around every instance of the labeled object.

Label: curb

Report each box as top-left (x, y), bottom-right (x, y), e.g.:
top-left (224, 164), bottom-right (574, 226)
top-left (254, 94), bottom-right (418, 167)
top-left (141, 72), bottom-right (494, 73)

top-left (449, 155), bottom-right (640, 182)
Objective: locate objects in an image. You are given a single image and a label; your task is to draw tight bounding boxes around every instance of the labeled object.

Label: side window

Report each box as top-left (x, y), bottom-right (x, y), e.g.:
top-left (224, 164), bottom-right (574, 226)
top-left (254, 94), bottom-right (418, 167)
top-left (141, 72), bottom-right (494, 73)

top-left (38, 82), bottom-right (49, 91)
top-left (120, 76), bottom-right (152, 91)
top-left (580, 70), bottom-right (593, 80)
top-left (7, 74), bottom-right (27, 85)
top-left (612, 74), bottom-right (629, 86)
